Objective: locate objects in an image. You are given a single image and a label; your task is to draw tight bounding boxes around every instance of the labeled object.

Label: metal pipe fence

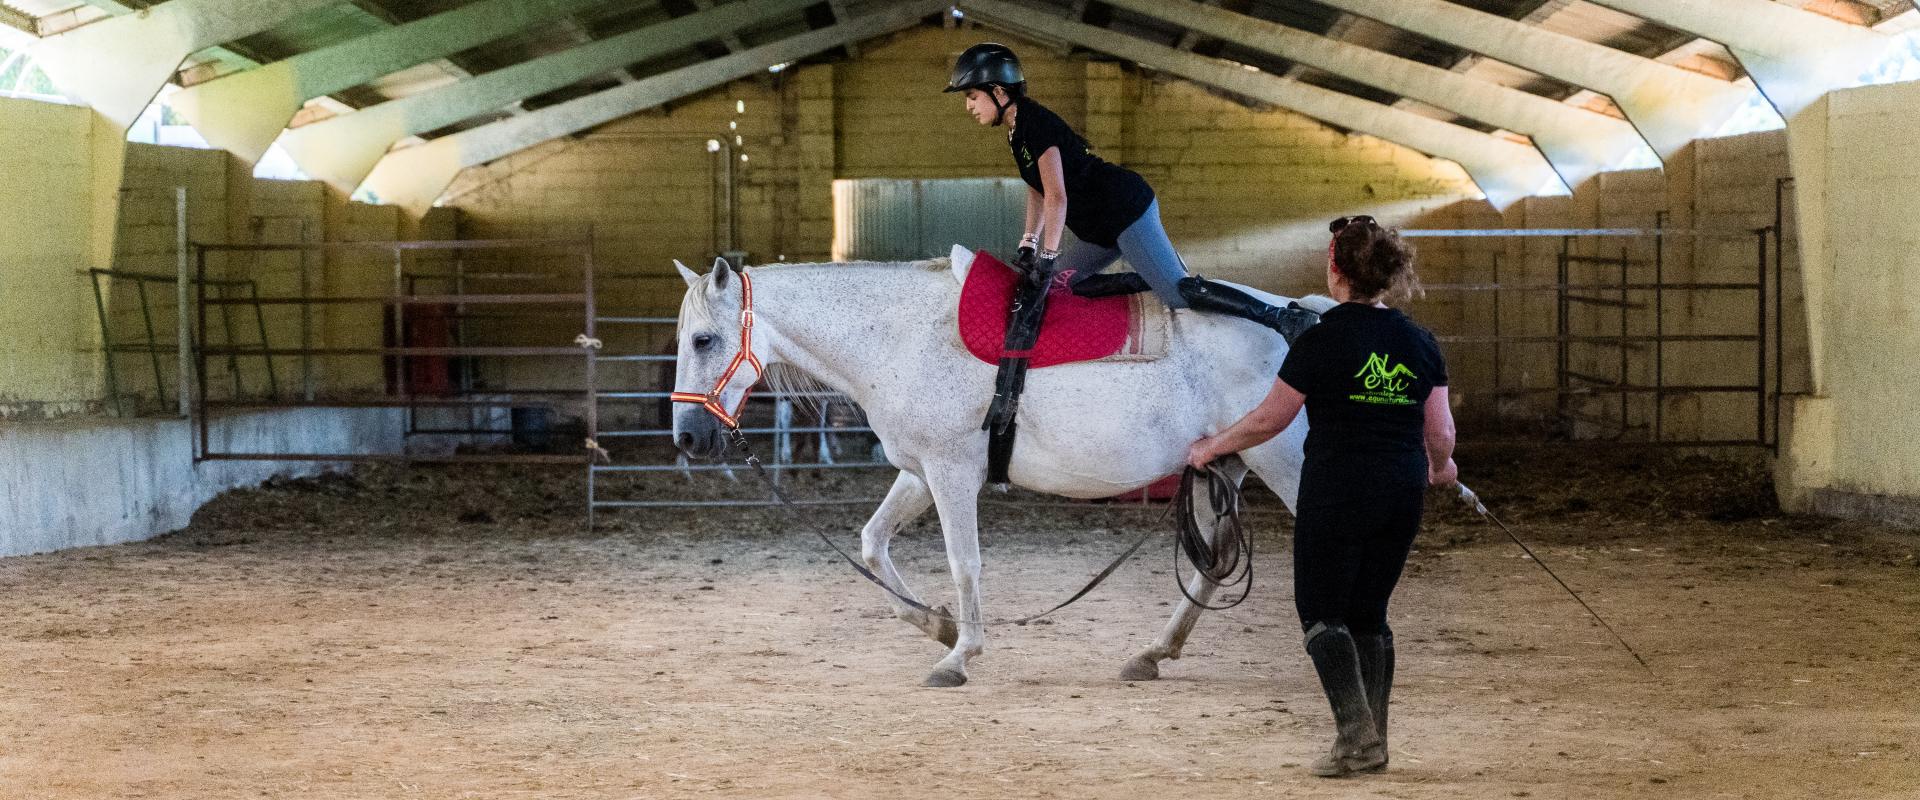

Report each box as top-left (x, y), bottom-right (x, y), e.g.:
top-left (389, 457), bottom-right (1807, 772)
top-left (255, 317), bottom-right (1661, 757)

top-left (190, 237), bottom-right (598, 465)
top-left (1398, 226), bottom-right (1783, 447)
top-left (584, 272), bottom-right (893, 519)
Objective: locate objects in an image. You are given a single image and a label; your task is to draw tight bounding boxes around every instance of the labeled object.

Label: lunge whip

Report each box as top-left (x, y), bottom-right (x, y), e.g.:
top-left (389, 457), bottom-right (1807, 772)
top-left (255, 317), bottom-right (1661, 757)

top-left (1455, 483), bottom-right (1653, 674)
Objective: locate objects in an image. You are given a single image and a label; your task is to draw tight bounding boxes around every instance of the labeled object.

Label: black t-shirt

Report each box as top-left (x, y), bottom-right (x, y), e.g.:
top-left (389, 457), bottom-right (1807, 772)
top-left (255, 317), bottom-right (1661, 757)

top-left (1277, 303), bottom-right (1449, 507)
top-left (1007, 96), bottom-right (1155, 248)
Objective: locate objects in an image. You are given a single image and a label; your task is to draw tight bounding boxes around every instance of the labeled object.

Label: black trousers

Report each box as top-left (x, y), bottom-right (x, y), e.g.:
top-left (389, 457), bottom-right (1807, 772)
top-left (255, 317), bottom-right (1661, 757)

top-left (1292, 486), bottom-right (1425, 634)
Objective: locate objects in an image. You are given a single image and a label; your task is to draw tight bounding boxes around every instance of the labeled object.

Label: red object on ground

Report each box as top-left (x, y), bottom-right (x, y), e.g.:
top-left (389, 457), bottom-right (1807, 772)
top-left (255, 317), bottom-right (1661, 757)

top-left (1106, 473), bottom-right (1184, 503)
top-left (957, 250), bottom-right (1132, 368)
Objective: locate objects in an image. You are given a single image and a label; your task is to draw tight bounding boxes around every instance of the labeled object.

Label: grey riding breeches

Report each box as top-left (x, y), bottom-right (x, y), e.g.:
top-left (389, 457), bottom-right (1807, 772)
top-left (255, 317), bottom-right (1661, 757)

top-left (1057, 199), bottom-right (1191, 309)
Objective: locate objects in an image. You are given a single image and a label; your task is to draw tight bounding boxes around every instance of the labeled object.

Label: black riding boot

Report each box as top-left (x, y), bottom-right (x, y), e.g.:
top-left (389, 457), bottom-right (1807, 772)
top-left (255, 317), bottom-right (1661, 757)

top-left (1304, 621), bottom-right (1387, 777)
top-left (1069, 272), bottom-right (1152, 298)
top-left (981, 277), bottom-right (1051, 486)
top-left (1354, 626), bottom-right (1396, 764)
top-left (1176, 275), bottom-right (1319, 343)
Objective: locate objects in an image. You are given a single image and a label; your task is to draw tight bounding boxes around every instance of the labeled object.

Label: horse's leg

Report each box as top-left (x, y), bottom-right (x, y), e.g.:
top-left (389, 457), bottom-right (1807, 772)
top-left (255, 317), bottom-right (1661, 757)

top-left (1121, 458), bottom-right (1250, 681)
top-left (860, 470), bottom-right (956, 647)
top-left (920, 463), bottom-right (987, 687)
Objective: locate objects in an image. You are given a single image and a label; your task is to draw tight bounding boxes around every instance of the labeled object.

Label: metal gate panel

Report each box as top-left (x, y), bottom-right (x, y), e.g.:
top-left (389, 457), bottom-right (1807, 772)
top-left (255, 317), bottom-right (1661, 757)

top-left (834, 177), bottom-right (1042, 262)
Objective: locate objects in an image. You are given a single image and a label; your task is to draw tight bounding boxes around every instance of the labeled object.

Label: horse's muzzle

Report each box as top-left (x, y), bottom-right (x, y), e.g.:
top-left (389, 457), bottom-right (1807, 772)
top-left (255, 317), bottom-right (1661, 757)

top-left (672, 410), bottom-right (723, 459)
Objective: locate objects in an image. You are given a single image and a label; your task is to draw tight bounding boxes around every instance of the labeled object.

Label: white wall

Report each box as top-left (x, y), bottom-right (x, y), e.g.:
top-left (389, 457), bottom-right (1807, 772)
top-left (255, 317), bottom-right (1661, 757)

top-left (0, 409), bottom-right (403, 556)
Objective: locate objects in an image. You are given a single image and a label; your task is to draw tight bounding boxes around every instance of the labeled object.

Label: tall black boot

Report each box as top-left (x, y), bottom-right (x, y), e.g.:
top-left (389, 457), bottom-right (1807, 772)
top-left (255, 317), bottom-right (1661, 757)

top-left (1354, 626), bottom-right (1395, 764)
top-left (981, 277), bottom-right (1050, 486)
top-left (1069, 272), bottom-right (1152, 298)
top-left (1176, 275), bottom-right (1319, 343)
top-left (1304, 621), bottom-right (1387, 777)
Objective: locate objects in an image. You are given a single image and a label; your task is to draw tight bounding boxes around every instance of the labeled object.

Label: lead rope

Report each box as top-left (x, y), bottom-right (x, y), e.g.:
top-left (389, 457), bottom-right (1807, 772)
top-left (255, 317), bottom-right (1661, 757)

top-left (1172, 464), bottom-right (1255, 611)
top-left (724, 427), bottom-right (1158, 627)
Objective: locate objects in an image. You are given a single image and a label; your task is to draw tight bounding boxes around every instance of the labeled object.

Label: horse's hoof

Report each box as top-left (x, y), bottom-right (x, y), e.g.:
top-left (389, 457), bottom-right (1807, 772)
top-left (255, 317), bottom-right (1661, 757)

top-left (923, 667), bottom-right (968, 688)
top-left (932, 607), bottom-right (959, 648)
top-left (1119, 653), bottom-right (1161, 681)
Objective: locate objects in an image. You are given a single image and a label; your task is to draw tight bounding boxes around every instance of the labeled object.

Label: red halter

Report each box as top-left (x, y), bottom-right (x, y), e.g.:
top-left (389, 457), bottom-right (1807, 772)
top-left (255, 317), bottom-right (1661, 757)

top-left (670, 270), bottom-right (763, 430)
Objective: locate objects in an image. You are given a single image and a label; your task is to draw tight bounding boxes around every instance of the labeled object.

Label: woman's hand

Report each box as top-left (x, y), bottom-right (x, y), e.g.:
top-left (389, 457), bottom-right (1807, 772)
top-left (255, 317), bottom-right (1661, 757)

top-left (1428, 457), bottom-right (1459, 488)
top-left (1187, 437), bottom-right (1217, 471)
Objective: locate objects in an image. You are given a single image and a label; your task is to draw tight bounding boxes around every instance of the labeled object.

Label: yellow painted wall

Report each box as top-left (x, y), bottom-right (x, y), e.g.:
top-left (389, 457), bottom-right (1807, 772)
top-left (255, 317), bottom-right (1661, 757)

top-left (1778, 79), bottom-right (1920, 512)
top-left (0, 98), bottom-right (104, 418)
top-left (835, 26), bottom-right (1086, 180)
top-left (0, 95), bottom-right (447, 420)
top-left (1410, 129), bottom-right (1805, 443)
top-left (1120, 74), bottom-right (1474, 287)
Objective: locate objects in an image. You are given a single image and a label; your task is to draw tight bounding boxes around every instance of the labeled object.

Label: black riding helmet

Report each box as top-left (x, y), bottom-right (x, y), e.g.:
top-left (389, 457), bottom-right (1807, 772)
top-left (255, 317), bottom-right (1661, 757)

top-left (945, 43), bottom-right (1026, 126)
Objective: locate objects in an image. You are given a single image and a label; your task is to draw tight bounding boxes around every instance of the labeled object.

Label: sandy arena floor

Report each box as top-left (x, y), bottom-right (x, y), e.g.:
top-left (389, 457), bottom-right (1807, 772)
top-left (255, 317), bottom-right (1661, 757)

top-left (1, 444), bottom-right (1916, 799)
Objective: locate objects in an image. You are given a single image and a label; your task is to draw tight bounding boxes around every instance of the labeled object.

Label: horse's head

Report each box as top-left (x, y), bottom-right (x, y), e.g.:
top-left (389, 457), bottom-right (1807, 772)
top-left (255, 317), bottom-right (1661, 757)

top-left (670, 257), bottom-right (759, 459)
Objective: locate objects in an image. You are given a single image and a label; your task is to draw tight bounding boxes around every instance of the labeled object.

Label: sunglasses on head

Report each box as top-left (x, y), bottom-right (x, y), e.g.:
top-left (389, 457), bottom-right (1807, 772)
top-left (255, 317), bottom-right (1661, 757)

top-left (1329, 215), bottom-right (1376, 233)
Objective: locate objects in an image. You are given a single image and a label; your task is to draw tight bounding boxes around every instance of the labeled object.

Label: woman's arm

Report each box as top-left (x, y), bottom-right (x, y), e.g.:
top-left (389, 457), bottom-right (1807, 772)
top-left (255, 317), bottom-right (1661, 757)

top-left (1036, 146), bottom-right (1069, 253)
top-left (1424, 386), bottom-right (1458, 487)
top-left (1188, 378), bottom-right (1306, 469)
top-left (1021, 188), bottom-right (1044, 252)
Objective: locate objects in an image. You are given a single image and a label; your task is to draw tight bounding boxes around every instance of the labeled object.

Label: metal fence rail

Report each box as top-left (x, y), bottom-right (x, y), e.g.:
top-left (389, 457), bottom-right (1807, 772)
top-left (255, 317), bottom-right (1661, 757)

top-left (1399, 226), bottom-right (1782, 447)
top-left (191, 237), bottom-right (598, 465)
top-left (584, 284), bottom-right (891, 520)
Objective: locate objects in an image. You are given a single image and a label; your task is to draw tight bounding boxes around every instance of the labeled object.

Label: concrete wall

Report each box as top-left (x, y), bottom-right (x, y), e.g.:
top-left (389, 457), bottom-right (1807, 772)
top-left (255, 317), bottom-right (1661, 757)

top-left (0, 408), bottom-right (404, 557)
top-left (1777, 79), bottom-right (1920, 522)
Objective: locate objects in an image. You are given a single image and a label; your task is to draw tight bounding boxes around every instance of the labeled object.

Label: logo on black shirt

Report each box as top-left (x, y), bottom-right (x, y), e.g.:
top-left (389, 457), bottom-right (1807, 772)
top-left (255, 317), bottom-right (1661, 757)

top-left (1351, 352), bottom-right (1419, 406)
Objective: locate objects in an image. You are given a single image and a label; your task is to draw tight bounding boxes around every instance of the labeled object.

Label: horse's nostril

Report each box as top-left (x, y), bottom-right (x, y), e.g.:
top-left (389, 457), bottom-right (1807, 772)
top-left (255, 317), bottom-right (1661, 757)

top-left (675, 432), bottom-right (696, 451)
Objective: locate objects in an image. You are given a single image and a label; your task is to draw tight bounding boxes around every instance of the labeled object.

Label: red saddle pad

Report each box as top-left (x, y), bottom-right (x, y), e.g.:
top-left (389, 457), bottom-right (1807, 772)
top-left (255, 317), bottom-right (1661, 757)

top-left (957, 250), bottom-right (1132, 368)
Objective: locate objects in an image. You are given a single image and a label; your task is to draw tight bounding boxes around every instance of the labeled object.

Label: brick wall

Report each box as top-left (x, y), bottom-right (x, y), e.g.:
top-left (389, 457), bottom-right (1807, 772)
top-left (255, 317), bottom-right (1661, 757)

top-left (1410, 130), bottom-right (1803, 443)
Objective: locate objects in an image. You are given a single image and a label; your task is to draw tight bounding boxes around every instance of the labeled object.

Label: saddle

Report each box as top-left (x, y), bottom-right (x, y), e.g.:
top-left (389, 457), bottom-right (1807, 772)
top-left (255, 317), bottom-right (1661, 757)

top-left (956, 251), bottom-right (1168, 367)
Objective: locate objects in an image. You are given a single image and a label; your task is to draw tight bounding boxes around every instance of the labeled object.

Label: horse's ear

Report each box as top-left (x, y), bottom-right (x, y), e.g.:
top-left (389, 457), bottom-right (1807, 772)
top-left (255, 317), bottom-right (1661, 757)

top-left (674, 260), bottom-right (700, 288)
top-left (949, 244), bottom-right (975, 284)
top-left (708, 256), bottom-right (731, 291)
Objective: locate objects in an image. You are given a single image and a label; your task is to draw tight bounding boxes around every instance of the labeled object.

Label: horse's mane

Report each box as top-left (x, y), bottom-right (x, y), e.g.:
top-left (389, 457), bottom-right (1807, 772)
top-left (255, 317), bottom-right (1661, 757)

top-left (760, 363), bottom-right (838, 422)
top-left (678, 257), bottom-right (951, 330)
top-left (747, 257), bottom-right (951, 274)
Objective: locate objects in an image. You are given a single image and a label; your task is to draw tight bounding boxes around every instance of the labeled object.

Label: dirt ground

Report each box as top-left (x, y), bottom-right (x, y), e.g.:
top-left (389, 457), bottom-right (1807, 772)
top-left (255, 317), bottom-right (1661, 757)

top-left (1, 443), bottom-right (1916, 799)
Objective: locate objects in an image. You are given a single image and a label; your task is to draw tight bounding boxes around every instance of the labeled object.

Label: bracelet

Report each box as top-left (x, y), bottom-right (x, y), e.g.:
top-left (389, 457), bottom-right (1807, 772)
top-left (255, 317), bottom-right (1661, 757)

top-left (1038, 247), bottom-right (1061, 260)
top-left (1019, 232), bottom-right (1040, 248)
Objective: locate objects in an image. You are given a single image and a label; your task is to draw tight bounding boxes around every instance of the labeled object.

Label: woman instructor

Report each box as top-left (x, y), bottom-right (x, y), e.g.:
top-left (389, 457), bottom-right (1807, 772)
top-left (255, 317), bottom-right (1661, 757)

top-left (1188, 216), bottom-right (1457, 778)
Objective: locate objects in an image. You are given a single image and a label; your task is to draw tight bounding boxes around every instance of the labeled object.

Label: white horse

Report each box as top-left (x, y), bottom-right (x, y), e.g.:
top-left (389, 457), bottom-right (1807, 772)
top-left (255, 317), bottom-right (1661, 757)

top-left (671, 247), bottom-right (1332, 687)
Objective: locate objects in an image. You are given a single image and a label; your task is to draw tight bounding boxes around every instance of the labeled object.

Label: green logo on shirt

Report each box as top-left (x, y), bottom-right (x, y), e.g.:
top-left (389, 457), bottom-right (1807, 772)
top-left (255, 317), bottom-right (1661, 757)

top-left (1351, 352), bottom-right (1418, 406)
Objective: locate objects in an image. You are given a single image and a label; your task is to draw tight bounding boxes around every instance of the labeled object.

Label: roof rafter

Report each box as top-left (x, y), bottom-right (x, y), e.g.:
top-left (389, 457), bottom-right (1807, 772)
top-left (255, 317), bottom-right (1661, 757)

top-left (959, 0), bottom-right (1551, 208)
top-left (363, 0), bottom-right (946, 213)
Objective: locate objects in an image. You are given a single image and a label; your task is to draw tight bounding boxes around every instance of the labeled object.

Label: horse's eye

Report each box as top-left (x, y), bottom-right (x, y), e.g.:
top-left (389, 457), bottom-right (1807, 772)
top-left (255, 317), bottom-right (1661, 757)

top-left (693, 334), bottom-right (716, 350)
